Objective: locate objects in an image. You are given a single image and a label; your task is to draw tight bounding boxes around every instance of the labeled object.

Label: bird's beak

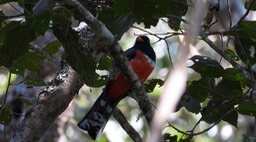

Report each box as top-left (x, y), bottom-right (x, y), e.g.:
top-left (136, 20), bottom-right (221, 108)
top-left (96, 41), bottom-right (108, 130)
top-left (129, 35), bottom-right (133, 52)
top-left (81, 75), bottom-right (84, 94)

top-left (136, 36), bottom-right (144, 43)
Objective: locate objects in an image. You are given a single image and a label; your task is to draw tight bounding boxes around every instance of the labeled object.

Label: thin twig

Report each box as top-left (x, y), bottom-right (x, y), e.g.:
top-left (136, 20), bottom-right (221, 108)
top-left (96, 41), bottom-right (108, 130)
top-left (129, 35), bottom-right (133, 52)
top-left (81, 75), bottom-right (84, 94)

top-left (163, 39), bottom-right (173, 68)
top-left (168, 107), bottom-right (236, 139)
top-left (201, 34), bottom-right (250, 81)
top-left (233, 0), bottom-right (256, 30)
top-left (8, 2), bottom-right (23, 14)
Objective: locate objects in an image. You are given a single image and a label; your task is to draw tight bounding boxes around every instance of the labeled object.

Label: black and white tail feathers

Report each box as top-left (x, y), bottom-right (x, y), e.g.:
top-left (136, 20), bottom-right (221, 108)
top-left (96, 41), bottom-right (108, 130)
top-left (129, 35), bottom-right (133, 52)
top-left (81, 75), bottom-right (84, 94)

top-left (77, 93), bottom-right (120, 140)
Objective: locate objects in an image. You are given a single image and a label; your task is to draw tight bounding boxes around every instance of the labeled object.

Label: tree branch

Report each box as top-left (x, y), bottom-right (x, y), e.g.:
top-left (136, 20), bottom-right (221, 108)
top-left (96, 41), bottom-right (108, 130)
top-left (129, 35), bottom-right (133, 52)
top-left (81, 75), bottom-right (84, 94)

top-left (10, 63), bottom-right (84, 142)
top-left (113, 108), bottom-right (143, 142)
top-left (57, 0), bottom-right (155, 125)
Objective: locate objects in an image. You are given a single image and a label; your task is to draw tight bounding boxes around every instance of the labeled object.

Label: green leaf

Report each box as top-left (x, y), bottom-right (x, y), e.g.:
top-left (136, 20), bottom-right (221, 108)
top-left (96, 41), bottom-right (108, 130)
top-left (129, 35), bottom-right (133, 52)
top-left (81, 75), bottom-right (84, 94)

top-left (0, 23), bottom-right (35, 68)
top-left (144, 79), bottom-right (164, 93)
top-left (234, 36), bottom-right (256, 64)
top-left (222, 110), bottom-right (238, 128)
top-left (113, 0), bottom-right (188, 28)
top-left (201, 100), bottom-right (239, 127)
top-left (190, 55), bottom-right (224, 78)
top-left (214, 79), bottom-right (243, 100)
top-left (237, 21), bottom-right (256, 38)
top-left (113, 0), bottom-right (134, 16)
top-left (245, 1), bottom-right (256, 10)
top-left (43, 40), bottom-right (62, 56)
top-left (167, 0), bottom-right (188, 31)
top-left (12, 51), bottom-right (44, 75)
top-left (58, 7), bottom-right (73, 20)
top-left (225, 49), bottom-right (239, 61)
top-left (0, 106), bottom-right (12, 125)
top-left (97, 55), bottom-right (111, 70)
top-left (238, 102), bottom-right (256, 116)
top-left (32, 15), bottom-right (51, 36)
top-left (223, 68), bottom-right (245, 81)
top-left (186, 77), bottom-right (215, 102)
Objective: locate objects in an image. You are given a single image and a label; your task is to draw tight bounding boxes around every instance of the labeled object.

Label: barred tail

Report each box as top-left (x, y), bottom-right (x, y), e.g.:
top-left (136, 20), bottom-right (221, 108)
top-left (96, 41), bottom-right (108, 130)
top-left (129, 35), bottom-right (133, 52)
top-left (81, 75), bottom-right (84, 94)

top-left (77, 94), bottom-right (117, 140)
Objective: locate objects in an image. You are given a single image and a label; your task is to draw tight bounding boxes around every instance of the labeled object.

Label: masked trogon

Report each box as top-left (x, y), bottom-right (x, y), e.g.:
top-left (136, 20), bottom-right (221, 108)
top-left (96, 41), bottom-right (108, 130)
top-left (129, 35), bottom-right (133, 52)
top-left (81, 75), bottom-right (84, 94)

top-left (78, 36), bottom-right (156, 140)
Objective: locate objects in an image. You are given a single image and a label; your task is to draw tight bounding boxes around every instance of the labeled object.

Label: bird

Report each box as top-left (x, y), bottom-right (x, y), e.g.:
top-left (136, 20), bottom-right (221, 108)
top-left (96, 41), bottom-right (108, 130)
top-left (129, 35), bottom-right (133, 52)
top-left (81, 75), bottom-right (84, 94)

top-left (77, 36), bottom-right (156, 140)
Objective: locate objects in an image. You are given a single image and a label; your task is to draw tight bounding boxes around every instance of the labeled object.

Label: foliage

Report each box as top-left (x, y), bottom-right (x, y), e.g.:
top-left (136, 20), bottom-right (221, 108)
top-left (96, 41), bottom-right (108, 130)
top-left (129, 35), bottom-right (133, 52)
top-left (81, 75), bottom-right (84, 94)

top-left (1, 0), bottom-right (256, 142)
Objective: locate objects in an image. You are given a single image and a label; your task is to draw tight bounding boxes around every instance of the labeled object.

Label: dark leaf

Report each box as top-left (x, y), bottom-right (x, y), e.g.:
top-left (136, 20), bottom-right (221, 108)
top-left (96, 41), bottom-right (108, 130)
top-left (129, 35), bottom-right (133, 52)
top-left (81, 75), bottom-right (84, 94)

top-left (32, 15), bottom-right (51, 36)
top-left (144, 79), bottom-right (164, 93)
top-left (179, 137), bottom-right (190, 142)
top-left (201, 100), bottom-right (239, 127)
top-left (12, 51), bottom-right (44, 76)
top-left (113, 0), bottom-right (188, 28)
top-left (113, 0), bottom-right (134, 16)
top-left (110, 14), bottom-right (134, 40)
top-left (0, 106), bottom-right (12, 125)
top-left (243, 135), bottom-right (256, 142)
top-left (178, 94), bottom-right (201, 114)
top-left (163, 133), bottom-right (177, 142)
top-left (234, 36), bottom-right (256, 64)
top-left (190, 55), bottom-right (224, 78)
top-left (0, 0), bottom-right (17, 5)
top-left (223, 68), bottom-right (245, 81)
top-left (167, 0), bottom-right (188, 30)
top-left (186, 77), bottom-right (215, 102)
top-left (245, 1), bottom-right (256, 10)
top-left (222, 110), bottom-right (238, 128)
top-left (237, 21), bottom-right (256, 38)
top-left (214, 79), bottom-right (243, 100)
top-left (238, 102), bottom-right (256, 116)
top-left (52, 14), bottom-right (104, 87)
top-left (0, 23), bottom-right (35, 68)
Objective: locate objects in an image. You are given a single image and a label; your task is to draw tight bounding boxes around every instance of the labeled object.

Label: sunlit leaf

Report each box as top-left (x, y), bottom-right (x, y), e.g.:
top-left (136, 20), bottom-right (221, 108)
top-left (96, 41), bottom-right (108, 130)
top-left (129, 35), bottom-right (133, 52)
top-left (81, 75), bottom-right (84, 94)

top-left (43, 40), bottom-right (62, 56)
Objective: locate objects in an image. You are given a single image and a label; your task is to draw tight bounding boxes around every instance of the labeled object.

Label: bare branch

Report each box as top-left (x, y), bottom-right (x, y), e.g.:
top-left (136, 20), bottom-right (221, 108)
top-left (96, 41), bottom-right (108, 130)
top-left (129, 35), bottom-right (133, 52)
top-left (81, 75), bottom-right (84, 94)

top-left (113, 108), bottom-right (143, 142)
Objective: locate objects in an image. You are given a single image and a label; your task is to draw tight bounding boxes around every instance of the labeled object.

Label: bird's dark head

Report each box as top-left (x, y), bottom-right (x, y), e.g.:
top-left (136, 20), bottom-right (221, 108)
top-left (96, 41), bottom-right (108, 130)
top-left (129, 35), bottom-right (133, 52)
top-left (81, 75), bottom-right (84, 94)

top-left (134, 36), bottom-right (156, 61)
top-left (135, 36), bottom-right (150, 45)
